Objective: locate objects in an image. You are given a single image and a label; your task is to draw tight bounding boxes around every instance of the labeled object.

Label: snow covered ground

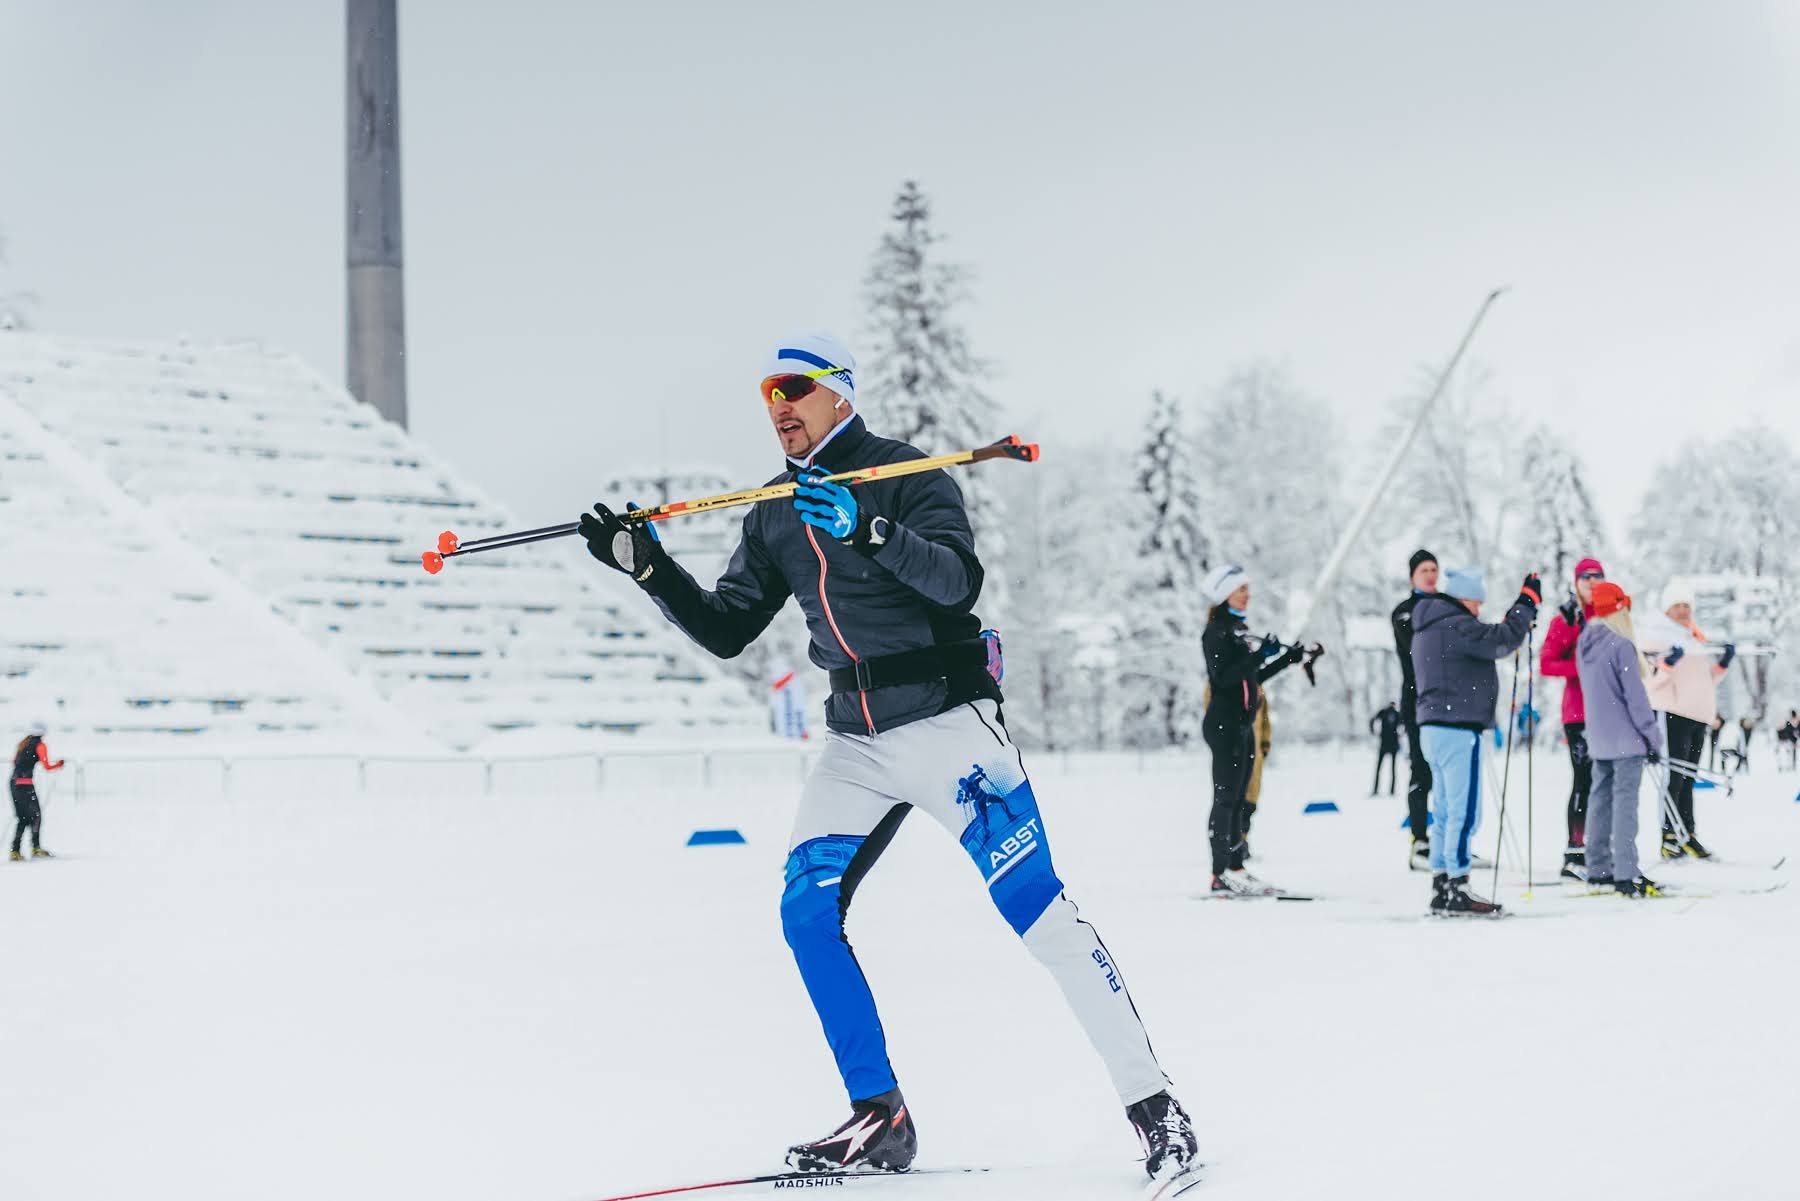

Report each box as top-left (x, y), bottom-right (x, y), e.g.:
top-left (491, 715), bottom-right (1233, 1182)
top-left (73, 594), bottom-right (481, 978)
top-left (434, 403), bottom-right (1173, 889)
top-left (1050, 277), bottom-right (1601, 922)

top-left (2, 743), bottom-right (1795, 1201)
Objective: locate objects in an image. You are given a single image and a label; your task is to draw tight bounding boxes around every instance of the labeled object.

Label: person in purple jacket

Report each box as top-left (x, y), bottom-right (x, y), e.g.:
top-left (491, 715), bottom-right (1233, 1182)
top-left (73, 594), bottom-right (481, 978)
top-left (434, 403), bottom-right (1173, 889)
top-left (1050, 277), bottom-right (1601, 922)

top-left (1574, 582), bottom-right (1665, 897)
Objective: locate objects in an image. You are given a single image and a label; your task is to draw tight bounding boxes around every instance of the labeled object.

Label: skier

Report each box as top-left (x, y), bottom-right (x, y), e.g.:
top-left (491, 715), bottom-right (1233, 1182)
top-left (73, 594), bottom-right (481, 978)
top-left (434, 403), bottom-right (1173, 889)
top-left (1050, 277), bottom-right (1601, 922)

top-left (1410, 567), bottom-right (1540, 916)
top-left (1540, 557), bottom-right (1606, 879)
top-left (1574, 583), bottom-right (1664, 897)
top-left (1200, 564), bottom-right (1308, 895)
top-left (1777, 710), bottom-right (1799, 771)
top-left (1369, 702), bottom-right (1401, 796)
top-left (576, 332), bottom-right (1196, 1180)
top-left (1641, 585), bottom-right (1734, 860)
top-left (1391, 549), bottom-right (1439, 870)
top-left (11, 721), bottom-right (64, 861)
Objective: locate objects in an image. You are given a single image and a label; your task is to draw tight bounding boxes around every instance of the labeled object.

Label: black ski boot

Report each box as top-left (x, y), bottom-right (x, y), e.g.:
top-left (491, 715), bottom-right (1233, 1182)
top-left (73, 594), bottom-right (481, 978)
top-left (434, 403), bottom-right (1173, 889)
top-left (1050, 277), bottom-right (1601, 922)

top-left (786, 1087), bottom-right (916, 1173)
top-left (1681, 836), bottom-right (1714, 861)
top-left (1126, 1091), bottom-right (1198, 1180)
top-left (1560, 847), bottom-right (1586, 880)
top-left (1614, 875), bottom-right (1664, 898)
top-left (1429, 871), bottom-right (1449, 914)
top-left (1409, 840), bottom-right (1432, 872)
top-left (1440, 875), bottom-right (1503, 917)
top-left (1660, 834), bottom-right (1686, 861)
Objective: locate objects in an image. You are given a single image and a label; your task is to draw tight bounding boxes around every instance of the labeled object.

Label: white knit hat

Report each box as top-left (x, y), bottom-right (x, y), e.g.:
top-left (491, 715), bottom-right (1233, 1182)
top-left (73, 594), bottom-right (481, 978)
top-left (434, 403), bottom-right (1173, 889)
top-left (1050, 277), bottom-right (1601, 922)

top-left (27, 720), bottom-right (47, 736)
top-left (764, 331), bottom-right (855, 403)
top-left (1660, 581), bottom-right (1697, 612)
top-left (1203, 564), bottom-right (1249, 605)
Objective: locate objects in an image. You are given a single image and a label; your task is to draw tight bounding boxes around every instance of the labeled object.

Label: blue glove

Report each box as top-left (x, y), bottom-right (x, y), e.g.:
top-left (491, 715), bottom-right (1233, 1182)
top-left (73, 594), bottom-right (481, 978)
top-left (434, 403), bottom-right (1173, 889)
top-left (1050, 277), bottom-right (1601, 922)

top-left (1256, 634), bottom-right (1283, 660)
top-left (1720, 643), bottom-right (1737, 669)
top-left (1663, 645), bottom-right (1685, 667)
top-left (793, 468), bottom-right (859, 541)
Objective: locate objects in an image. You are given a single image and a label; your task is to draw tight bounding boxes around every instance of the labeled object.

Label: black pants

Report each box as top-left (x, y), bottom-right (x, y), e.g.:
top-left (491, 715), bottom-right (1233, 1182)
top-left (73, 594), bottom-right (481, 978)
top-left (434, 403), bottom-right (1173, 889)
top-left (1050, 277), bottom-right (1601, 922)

top-left (1662, 713), bottom-right (1709, 839)
top-left (10, 785), bottom-right (41, 853)
top-left (1403, 715), bottom-right (1431, 842)
top-left (1564, 722), bottom-right (1591, 855)
top-left (1204, 718), bottom-right (1255, 876)
top-left (1373, 745), bottom-right (1398, 795)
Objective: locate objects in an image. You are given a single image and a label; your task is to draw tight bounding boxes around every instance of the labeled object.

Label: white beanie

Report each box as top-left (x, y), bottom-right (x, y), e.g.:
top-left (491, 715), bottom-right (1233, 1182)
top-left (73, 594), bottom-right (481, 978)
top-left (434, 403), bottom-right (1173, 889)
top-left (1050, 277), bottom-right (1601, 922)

top-left (27, 720), bottom-right (47, 736)
top-left (1203, 564), bottom-right (1249, 606)
top-left (764, 331), bottom-right (855, 404)
top-left (1661, 582), bottom-right (1696, 613)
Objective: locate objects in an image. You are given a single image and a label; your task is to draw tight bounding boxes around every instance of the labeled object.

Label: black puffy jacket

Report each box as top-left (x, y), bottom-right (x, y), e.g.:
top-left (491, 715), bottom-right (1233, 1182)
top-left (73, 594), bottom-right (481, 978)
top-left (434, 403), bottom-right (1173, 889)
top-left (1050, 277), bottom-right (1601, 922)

top-left (638, 416), bottom-right (994, 735)
top-left (1202, 607), bottom-right (1302, 731)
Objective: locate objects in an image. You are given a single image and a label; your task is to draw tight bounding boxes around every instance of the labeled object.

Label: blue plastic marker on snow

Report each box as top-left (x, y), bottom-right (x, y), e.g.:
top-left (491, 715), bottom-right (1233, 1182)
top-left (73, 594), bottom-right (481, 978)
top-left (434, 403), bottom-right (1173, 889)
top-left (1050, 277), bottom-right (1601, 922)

top-left (1400, 813), bottom-right (1436, 829)
top-left (1304, 801), bottom-right (1339, 814)
top-left (687, 829), bottom-right (747, 846)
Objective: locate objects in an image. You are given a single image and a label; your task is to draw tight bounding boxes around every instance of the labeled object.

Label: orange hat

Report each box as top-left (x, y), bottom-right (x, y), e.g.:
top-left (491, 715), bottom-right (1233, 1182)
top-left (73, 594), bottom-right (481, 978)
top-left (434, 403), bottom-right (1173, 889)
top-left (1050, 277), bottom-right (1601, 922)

top-left (1591, 581), bottom-right (1631, 618)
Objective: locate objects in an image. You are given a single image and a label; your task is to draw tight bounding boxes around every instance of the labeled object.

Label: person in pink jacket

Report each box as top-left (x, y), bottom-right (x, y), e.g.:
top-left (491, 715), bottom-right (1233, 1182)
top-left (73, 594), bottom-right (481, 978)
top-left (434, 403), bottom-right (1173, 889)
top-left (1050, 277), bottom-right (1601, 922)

top-left (1641, 584), bottom-right (1735, 859)
top-left (1539, 556), bottom-right (1606, 879)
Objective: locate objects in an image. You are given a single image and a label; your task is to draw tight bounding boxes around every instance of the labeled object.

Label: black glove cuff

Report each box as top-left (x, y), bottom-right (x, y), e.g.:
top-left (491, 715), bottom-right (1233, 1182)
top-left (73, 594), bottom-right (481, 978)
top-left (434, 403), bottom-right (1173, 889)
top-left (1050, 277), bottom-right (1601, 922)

top-left (840, 510), bottom-right (881, 556)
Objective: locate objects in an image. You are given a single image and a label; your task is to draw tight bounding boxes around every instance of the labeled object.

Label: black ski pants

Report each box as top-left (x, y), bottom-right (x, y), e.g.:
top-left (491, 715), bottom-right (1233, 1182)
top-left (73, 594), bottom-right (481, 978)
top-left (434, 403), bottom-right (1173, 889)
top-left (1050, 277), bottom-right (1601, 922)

top-left (1373, 743), bottom-right (1399, 796)
top-left (1403, 714), bottom-right (1431, 842)
top-left (1204, 716), bottom-right (1255, 877)
top-left (1662, 713), bottom-right (1709, 839)
top-left (10, 784), bottom-right (41, 854)
top-left (1564, 722), bottom-right (1591, 855)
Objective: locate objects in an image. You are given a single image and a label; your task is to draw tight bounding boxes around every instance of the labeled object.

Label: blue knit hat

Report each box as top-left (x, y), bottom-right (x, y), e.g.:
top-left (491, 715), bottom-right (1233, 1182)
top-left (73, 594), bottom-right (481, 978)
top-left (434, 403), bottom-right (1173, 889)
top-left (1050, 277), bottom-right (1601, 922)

top-left (1443, 567), bottom-right (1487, 602)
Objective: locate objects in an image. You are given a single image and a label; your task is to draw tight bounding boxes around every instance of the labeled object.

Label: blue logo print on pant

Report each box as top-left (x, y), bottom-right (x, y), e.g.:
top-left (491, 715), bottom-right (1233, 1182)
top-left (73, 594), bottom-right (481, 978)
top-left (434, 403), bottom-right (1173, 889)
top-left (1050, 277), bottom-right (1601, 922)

top-left (956, 765), bottom-right (1064, 935)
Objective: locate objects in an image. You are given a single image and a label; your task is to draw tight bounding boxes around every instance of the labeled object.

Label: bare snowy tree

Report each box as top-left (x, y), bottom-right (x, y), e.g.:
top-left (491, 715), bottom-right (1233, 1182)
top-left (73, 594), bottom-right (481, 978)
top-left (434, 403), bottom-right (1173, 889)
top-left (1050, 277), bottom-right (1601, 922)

top-left (1512, 425), bottom-right (1608, 600)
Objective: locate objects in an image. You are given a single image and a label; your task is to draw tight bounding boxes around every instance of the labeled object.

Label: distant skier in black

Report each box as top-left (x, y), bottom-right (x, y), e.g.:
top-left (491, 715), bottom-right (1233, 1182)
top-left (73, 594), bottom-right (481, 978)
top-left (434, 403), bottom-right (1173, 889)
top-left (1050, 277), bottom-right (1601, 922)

top-left (1778, 710), bottom-right (1799, 772)
top-left (1708, 714), bottom-right (1724, 771)
top-left (1391, 548), bottom-right (1439, 870)
top-left (1738, 716), bottom-right (1756, 773)
top-left (12, 721), bottom-right (64, 861)
top-left (1369, 702), bottom-right (1402, 796)
top-left (1201, 563), bottom-right (1308, 895)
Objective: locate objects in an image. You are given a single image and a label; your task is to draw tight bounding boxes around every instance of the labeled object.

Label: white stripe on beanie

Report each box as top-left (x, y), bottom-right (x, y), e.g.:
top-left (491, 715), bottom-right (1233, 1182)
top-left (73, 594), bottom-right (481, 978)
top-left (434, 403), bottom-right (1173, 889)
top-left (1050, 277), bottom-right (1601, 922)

top-left (764, 331), bottom-right (855, 403)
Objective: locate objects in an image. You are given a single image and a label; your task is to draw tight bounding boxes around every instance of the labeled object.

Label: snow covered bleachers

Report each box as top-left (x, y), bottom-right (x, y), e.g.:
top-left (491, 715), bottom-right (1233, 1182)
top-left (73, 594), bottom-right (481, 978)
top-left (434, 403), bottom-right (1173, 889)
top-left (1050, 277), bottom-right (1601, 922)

top-left (0, 331), bottom-right (759, 748)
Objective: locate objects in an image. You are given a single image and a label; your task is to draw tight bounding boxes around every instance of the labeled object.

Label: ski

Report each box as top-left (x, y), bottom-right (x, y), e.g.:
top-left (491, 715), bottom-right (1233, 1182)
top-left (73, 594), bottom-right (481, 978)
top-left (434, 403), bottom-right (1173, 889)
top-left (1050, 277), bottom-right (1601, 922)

top-left (1194, 892), bottom-right (1318, 902)
top-left (1147, 1161), bottom-right (1207, 1198)
top-left (592, 1166), bottom-right (990, 1200)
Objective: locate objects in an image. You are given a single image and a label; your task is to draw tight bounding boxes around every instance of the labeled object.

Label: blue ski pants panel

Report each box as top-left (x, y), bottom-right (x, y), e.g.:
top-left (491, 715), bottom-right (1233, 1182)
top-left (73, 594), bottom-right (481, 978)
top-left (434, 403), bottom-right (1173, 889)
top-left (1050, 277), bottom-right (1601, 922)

top-left (1421, 725), bottom-right (1482, 877)
top-left (785, 700), bottom-right (1169, 1107)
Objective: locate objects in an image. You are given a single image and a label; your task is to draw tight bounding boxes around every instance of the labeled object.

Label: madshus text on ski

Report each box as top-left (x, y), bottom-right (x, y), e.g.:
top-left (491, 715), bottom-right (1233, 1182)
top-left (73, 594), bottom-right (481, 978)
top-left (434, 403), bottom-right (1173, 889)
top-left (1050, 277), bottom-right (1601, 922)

top-left (1389, 551), bottom-right (1746, 913)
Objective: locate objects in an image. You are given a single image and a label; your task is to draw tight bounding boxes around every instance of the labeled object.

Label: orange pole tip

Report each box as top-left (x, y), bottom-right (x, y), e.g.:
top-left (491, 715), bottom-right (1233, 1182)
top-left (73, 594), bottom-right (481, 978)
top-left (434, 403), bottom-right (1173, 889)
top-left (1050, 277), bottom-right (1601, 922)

top-left (422, 551), bottom-right (444, 574)
top-left (437, 531), bottom-right (460, 554)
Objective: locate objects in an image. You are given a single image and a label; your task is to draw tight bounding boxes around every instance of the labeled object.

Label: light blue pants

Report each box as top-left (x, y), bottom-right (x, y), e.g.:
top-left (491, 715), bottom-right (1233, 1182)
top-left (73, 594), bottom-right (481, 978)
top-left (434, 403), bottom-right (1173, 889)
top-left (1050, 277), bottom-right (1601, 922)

top-left (1421, 725), bottom-right (1483, 877)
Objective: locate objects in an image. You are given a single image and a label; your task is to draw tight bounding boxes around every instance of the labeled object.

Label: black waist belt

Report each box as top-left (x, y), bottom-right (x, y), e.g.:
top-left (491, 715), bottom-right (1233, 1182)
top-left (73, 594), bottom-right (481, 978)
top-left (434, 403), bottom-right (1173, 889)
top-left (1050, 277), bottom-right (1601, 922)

top-left (829, 639), bottom-right (987, 695)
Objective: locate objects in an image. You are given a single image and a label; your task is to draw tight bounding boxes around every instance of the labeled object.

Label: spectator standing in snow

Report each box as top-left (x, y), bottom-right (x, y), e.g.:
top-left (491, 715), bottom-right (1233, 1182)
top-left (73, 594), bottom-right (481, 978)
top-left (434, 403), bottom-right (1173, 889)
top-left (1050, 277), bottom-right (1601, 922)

top-left (1737, 716), bottom-right (1756, 773)
top-left (1410, 566), bottom-right (1540, 916)
top-left (1390, 549), bottom-right (1439, 870)
top-left (1708, 714), bottom-right (1725, 771)
top-left (1540, 556), bottom-right (1607, 879)
top-left (1369, 702), bottom-right (1402, 796)
top-left (1201, 564), bottom-right (1307, 895)
top-left (1574, 583), bottom-right (1664, 897)
top-left (11, 721), bottom-right (64, 861)
top-left (1641, 585), bottom-right (1734, 860)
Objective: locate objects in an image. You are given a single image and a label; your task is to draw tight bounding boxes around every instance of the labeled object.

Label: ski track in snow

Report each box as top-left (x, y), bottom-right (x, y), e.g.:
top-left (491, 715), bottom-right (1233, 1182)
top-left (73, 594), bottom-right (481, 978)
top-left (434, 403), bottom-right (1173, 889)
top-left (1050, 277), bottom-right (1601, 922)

top-left (1, 748), bottom-right (1795, 1201)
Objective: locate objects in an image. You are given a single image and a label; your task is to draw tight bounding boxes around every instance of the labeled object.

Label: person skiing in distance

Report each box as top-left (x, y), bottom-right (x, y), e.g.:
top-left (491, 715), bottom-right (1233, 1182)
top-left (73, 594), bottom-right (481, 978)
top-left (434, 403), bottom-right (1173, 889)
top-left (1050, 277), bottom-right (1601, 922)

top-left (1777, 710), bottom-right (1799, 771)
top-left (1540, 556), bottom-right (1606, 879)
top-left (1200, 564), bottom-right (1308, 895)
top-left (11, 721), bottom-right (64, 861)
top-left (1641, 585), bottom-right (1733, 860)
top-left (576, 332), bottom-right (1196, 1181)
top-left (1369, 702), bottom-right (1402, 796)
top-left (1391, 549), bottom-right (1439, 870)
top-left (1410, 567), bottom-right (1540, 916)
top-left (1574, 583), bottom-right (1664, 897)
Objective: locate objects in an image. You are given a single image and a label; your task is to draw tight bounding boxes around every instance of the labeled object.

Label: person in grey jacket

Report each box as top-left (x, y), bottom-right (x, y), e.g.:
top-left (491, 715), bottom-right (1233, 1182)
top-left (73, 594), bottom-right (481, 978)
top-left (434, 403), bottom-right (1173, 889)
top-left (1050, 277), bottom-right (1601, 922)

top-left (1410, 566), bottom-right (1540, 915)
top-left (1574, 581), bottom-right (1664, 897)
top-left (578, 331), bottom-right (1195, 1180)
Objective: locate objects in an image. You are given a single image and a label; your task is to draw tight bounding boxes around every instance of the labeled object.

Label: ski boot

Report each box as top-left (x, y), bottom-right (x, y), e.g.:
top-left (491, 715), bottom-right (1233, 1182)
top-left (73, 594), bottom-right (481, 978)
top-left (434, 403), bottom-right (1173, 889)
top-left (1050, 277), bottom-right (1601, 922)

top-left (1428, 872), bottom-right (1449, 914)
top-left (30, 847), bottom-right (51, 859)
top-left (1560, 848), bottom-right (1587, 881)
top-left (1126, 1090), bottom-right (1198, 1180)
top-left (1660, 834), bottom-right (1686, 861)
top-left (1615, 875), bottom-right (1663, 899)
top-left (1585, 875), bottom-right (1616, 896)
top-left (1409, 840), bottom-right (1432, 872)
top-left (786, 1087), bottom-right (916, 1174)
top-left (1681, 837), bottom-right (1713, 861)
top-left (1440, 876), bottom-right (1503, 917)
top-left (8, 850), bottom-right (21, 862)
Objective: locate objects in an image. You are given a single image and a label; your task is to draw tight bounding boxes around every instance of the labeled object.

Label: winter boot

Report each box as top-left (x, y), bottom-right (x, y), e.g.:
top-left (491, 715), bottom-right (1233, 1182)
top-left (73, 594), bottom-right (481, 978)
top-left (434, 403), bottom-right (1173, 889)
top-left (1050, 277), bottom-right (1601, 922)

top-left (1428, 872), bottom-right (1450, 913)
top-left (1409, 840), bottom-right (1432, 872)
top-left (1615, 875), bottom-right (1664, 899)
top-left (786, 1087), bottom-right (916, 1174)
top-left (1126, 1090), bottom-right (1198, 1180)
top-left (1440, 875), bottom-right (1504, 917)
top-left (1681, 836), bottom-right (1713, 861)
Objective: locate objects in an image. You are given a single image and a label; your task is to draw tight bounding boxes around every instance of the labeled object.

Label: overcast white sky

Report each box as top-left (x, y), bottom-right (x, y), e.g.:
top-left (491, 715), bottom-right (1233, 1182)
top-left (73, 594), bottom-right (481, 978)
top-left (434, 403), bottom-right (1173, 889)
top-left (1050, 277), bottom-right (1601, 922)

top-left (3, 1), bottom-right (1797, 555)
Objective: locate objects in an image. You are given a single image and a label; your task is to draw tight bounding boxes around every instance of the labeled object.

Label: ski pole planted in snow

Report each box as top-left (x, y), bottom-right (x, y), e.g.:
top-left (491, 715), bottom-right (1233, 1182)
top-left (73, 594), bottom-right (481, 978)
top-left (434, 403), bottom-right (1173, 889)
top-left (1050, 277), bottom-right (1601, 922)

top-left (420, 435), bottom-right (1041, 573)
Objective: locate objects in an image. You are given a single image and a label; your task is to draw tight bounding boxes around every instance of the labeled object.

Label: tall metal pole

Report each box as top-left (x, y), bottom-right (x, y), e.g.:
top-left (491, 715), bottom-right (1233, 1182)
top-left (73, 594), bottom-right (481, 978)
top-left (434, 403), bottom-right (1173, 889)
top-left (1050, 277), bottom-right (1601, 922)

top-left (347, 0), bottom-right (408, 428)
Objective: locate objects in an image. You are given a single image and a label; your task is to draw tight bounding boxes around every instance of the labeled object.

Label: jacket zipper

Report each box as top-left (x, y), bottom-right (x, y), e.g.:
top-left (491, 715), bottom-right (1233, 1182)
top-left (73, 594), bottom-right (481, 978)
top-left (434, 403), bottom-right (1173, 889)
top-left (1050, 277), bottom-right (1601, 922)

top-left (805, 525), bottom-right (876, 734)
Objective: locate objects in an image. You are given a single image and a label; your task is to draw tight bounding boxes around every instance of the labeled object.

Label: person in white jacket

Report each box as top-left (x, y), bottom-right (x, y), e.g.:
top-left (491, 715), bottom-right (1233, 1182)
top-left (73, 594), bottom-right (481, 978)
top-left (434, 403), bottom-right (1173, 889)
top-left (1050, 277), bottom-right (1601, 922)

top-left (1638, 583), bottom-right (1736, 860)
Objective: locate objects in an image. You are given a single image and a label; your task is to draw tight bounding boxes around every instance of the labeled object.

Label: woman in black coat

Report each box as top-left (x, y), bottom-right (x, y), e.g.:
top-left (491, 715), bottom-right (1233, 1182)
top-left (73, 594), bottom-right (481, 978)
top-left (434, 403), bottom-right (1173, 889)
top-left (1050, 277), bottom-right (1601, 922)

top-left (1201, 565), bottom-right (1305, 894)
